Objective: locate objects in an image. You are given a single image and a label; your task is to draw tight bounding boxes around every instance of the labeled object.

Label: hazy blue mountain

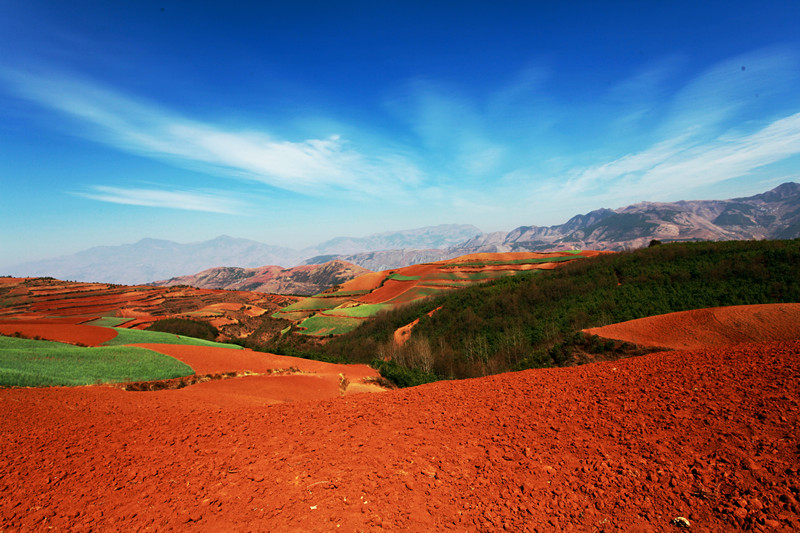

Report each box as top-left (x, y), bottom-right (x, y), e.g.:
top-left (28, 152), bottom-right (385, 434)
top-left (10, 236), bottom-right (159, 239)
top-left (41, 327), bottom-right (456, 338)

top-left (5, 225), bottom-right (481, 285)
top-left (306, 182), bottom-right (800, 268)
top-left (7, 184), bottom-right (798, 284)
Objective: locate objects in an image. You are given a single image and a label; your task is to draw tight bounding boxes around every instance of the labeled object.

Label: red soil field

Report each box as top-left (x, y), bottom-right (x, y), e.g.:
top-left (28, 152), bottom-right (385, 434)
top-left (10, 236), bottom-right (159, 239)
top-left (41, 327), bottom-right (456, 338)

top-left (170, 374), bottom-right (346, 407)
top-left (0, 320), bottom-right (117, 346)
top-left (132, 343), bottom-right (381, 383)
top-left (337, 271), bottom-right (387, 292)
top-left (585, 303), bottom-right (800, 350)
top-left (446, 250), bottom-right (607, 264)
top-left (356, 279), bottom-right (417, 305)
top-left (126, 344), bottom-right (386, 404)
top-left (2, 340), bottom-right (798, 531)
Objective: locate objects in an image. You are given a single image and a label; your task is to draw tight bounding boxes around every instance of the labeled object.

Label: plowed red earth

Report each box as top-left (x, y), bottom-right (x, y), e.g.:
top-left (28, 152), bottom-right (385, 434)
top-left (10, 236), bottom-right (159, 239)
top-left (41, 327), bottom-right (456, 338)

top-left (585, 304), bottom-right (800, 350)
top-left (0, 320), bottom-right (117, 346)
top-left (2, 341), bottom-right (799, 532)
top-left (132, 343), bottom-right (381, 383)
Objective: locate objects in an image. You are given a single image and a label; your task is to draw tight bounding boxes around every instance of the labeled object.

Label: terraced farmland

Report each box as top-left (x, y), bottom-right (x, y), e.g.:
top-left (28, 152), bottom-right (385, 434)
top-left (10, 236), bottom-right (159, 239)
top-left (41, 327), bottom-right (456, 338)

top-left (273, 251), bottom-right (603, 336)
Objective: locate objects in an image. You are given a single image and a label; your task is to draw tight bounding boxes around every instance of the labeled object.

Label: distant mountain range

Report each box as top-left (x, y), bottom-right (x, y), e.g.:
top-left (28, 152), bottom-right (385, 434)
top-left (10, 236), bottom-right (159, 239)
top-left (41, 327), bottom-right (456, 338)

top-left (308, 182), bottom-right (800, 270)
top-left (149, 260), bottom-right (370, 296)
top-left (458, 182), bottom-right (800, 253)
top-left (6, 183), bottom-right (799, 286)
top-left (5, 224), bottom-right (480, 285)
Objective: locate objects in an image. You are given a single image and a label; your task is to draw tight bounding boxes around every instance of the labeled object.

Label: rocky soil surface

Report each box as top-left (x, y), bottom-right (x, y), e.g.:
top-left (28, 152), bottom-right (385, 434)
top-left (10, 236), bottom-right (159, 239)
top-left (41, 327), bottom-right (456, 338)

top-left (2, 339), bottom-right (798, 531)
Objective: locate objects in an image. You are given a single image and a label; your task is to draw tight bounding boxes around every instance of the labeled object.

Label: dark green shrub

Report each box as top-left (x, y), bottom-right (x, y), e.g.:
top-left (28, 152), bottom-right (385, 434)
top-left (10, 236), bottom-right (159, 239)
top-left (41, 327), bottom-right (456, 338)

top-left (371, 359), bottom-right (438, 388)
top-left (146, 318), bottom-right (219, 341)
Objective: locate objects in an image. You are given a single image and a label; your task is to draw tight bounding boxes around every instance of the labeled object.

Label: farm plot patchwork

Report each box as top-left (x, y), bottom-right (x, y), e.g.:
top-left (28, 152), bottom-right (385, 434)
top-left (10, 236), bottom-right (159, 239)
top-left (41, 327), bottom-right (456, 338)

top-left (281, 251), bottom-right (597, 336)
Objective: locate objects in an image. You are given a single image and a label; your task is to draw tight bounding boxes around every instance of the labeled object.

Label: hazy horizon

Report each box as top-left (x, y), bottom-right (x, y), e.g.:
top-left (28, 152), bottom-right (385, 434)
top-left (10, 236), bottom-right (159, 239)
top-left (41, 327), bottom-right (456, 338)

top-left (2, 1), bottom-right (799, 267)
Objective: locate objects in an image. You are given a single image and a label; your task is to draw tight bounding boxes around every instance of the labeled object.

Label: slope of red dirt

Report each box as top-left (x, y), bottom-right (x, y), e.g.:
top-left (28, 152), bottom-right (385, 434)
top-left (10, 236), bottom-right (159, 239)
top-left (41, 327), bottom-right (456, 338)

top-left (2, 340), bottom-right (798, 531)
top-left (0, 319), bottom-right (117, 346)
top-left (585, 303), bottom-right (800, 350)
top-left (126, 344), bottom-right (385, 404)
top-left (394, 306), bottom-right (442, 347)
top-left (132, 343), bottom-right (381, 383)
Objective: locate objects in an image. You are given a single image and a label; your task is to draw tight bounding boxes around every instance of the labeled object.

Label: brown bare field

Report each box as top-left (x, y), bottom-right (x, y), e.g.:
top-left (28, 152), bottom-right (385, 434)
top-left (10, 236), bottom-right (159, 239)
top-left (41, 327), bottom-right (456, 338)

top-left (1, 339), bottom-right (798, 531)
top-left (585, 303), bottom-right (800, 350)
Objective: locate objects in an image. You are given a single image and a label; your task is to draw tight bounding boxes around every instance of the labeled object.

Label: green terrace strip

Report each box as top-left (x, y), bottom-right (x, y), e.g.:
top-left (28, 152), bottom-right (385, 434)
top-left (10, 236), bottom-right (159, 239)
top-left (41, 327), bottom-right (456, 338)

top-left (102, 327), bottom-right (243, 349)
top-left (84, 316), bottom-right (135, 327)
top-left (386, 274), bottom-right (422, 281)
top-left (0, 335), bottom-right (194, 387)
top-left (441, 255), bottom-right (583, 268)
top-left (297, 315), bottom-right (363, 336)
top-left (272, 311), bottom-right (313, 321)
top-left (278, 296), bottom-right (354, 312)
top-left (320, 303), bottom-right (394, 318)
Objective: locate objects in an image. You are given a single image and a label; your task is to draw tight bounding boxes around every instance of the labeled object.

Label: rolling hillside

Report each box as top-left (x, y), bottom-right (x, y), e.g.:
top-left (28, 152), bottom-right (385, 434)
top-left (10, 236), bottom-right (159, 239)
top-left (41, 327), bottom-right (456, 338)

top-left (319, 239), bottom-right (800, 382)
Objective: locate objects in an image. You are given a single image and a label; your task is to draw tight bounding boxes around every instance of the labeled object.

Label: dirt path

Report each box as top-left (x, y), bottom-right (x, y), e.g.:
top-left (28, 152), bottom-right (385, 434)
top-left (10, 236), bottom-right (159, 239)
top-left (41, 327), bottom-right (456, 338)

top-left (2, 340), bottom-right (798, 531)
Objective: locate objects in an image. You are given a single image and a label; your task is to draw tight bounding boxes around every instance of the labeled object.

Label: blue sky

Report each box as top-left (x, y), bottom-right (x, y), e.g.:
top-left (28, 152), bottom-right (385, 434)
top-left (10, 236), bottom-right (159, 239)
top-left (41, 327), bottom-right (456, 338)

top-left (2, 1), bottom-right (800, 267)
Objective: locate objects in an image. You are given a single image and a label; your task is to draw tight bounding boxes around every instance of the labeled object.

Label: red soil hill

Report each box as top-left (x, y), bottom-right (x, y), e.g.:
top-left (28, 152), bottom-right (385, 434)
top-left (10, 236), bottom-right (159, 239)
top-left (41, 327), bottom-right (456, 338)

top-left (585, 303), bottom-right (800, 350)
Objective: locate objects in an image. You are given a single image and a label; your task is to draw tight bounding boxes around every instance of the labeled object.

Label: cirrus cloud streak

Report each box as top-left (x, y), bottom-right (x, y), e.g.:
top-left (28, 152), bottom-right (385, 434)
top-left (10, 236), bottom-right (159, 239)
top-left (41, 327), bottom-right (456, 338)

top-left (0, 65), bottom-right (422, 200)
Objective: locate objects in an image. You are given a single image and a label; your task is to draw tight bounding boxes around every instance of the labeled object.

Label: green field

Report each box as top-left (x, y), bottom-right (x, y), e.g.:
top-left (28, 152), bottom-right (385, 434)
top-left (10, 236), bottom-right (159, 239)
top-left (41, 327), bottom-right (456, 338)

top-left (386, 274), bottom-right (421, 281)
top-left (84, 316), bottom-right (133, 327)
top-left (103, 327), bottom-right (243, 349)
top-left (297, 315), bottom-right (364, 336)
top-left (272, 310), bottom-right (314, 321)
top-left (0, 335), bottom-right (194, 387)
top-left (321, 303), bottom-right (394, 318)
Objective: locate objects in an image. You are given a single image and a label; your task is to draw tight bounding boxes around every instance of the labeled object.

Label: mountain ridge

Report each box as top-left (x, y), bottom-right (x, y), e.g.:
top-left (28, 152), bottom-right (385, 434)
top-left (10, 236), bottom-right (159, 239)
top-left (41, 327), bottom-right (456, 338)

top-left (5, 224), bottom-right (479, 285)
top-left (5, 183), bottom-right (799, 283)
top-left (150, 260), bottom-right (371, 296)
top-left (304, 182), bottom-right (800, 270)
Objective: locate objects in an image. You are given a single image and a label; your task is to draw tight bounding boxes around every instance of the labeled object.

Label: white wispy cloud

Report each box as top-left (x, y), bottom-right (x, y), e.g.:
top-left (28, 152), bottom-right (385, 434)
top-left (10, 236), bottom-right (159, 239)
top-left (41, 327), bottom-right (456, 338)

top-left (74, 185), bottom-right (249, 214)
top-left (561, 110), bottom-right (800, 205)
top-left (0, 65), bottom-right (422, 199)
top-left (546, 47), bottom-right (800, 206)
